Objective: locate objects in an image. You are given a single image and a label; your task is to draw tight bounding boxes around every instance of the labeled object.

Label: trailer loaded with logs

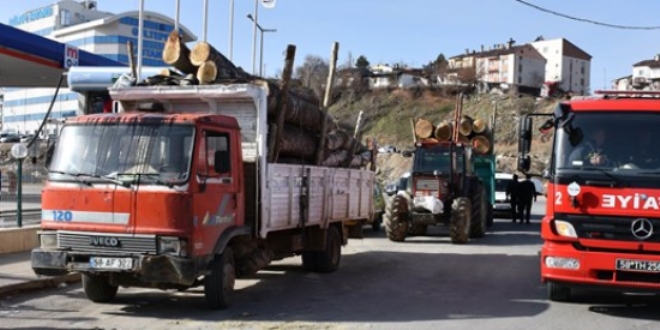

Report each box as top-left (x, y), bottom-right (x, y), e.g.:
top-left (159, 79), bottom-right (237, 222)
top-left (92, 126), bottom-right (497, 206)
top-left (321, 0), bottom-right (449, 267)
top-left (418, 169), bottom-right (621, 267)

top-left (385, 94), bottom-right (496, 243)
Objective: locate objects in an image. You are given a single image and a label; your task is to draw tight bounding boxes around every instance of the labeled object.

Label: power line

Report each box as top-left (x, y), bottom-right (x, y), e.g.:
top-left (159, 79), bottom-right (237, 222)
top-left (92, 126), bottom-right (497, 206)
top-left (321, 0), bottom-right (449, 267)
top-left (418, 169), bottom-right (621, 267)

top-left (512, 0), bottom-right (660, 30)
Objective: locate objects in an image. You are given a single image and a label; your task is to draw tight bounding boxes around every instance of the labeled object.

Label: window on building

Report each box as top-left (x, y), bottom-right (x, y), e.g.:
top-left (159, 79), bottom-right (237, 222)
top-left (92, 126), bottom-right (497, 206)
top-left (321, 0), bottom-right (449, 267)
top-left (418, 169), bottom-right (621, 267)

top-left (543, 47), bottom-right (548, 53)
top-left (580, 78), bottom-right (584, 86)
top-left (60, 9), bottom-right (71, 26)
top-left (518, 77), bottom-right (522, 84)
top-left (518, 64), bottom-right (522, 73)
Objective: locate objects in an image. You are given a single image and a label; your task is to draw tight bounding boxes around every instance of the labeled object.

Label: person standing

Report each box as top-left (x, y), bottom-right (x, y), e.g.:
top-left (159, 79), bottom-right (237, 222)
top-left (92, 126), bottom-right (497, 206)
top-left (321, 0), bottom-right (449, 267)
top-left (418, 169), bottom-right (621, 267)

top-left (505, 174), bottom-right (520, 223)
top-left (518, 175), bottom-right (537, 224)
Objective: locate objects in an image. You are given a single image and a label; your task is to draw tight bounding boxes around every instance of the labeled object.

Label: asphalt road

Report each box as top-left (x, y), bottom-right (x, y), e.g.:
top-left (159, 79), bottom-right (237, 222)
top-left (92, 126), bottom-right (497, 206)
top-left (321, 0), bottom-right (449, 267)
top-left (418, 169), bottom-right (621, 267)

top-left (2, 198), bottom-right (660, 330)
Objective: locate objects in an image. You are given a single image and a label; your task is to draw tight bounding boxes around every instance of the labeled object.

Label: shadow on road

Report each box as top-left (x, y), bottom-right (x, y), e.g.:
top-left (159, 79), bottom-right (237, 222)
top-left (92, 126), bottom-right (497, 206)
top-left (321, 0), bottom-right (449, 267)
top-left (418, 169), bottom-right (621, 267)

top-left (78, 250), bottom-right (552, 323)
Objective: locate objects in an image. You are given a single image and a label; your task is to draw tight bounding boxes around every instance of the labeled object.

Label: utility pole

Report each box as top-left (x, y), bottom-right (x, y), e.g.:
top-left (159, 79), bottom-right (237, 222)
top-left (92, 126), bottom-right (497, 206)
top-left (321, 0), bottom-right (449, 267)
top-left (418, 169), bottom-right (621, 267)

top-left (251, 0), bottom-right (259, 75)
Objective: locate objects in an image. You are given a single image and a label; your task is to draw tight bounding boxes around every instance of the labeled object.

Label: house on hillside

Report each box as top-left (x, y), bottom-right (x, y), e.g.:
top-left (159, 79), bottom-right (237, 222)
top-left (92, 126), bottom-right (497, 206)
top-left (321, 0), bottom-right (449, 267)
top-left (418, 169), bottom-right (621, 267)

top-left (631, 55), bottom-right (660, 90)
top-left (449, 39), bottom-right (546, 95)
top-left (369, 64), bottom-right (427, 89)
top-left (335, 67), bottom-right (373, 89)
top-left (530, 37), bottom-right (592, 96)
top-left (612, 75), bottom-right (632, 91)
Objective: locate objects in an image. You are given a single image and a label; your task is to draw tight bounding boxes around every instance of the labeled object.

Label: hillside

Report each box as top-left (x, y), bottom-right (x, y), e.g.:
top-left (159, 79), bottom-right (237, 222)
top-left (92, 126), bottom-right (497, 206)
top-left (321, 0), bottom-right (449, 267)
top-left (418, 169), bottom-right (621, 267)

top-left (328, 88), bottom-right (556, 184)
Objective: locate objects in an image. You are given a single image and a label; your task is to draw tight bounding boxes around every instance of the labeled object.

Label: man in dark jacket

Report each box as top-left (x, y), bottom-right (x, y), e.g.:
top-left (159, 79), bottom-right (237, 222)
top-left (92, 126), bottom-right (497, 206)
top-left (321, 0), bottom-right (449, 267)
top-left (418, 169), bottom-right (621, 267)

top-left (505, 174), bottom-right (520, 223)
top-left (517, 175), bottom-right (537, 224)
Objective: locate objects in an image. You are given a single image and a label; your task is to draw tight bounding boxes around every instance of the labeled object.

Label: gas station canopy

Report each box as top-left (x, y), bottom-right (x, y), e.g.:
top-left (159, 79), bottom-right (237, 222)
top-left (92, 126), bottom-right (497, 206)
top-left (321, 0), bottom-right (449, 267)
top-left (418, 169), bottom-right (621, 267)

top-left (0, 23), bottom-right (124, 88)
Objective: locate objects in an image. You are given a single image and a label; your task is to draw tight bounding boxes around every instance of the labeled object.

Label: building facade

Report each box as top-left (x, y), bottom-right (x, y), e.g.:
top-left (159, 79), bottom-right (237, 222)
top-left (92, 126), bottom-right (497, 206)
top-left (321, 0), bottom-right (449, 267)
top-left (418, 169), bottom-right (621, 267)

top-left (2, 0), bottom-right (196, 134)
top-left (530, 37), bottom-right (592, 95)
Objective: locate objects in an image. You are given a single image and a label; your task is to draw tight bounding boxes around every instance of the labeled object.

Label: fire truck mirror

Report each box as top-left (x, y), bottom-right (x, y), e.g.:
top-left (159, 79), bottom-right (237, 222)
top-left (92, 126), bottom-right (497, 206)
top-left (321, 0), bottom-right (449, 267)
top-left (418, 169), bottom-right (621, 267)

top-left (518, 115), bottom-right (532, 155)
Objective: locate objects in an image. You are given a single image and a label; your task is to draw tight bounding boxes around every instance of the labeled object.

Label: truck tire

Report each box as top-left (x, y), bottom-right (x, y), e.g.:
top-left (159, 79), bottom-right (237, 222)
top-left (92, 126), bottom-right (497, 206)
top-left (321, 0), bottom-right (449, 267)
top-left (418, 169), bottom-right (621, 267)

top-left (82, 273), bottom-right (118, 303)
top-left (547, 282), bottom-right (571, 302)
top-left (371, 212), bottom-right (383, 232)
top-left (236, 248), bottom-right (273, 277)
top-left (470, 188), bottom-right (487, 238)
top-left (301, 251), bottom-right (318, 272)
top-left (450, 197), bottom-right (471, 244)
top-left (384, 195), bottom-right (409, 242)
top-left (315, 226), bottom-right (342, 273)
top-left (204, 246), bottom-right (235, 310)
top-left (408, 223), bottom-right (428, 236)
top-left (486, 204), bottom-right (494, 228)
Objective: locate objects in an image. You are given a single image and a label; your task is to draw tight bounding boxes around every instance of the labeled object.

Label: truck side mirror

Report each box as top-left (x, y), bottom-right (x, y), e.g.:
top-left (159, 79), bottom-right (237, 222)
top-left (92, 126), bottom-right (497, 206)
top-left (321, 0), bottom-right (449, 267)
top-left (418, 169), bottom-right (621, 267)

top-left (518, 115), bottom-right (532, 155)
top-left (518, 155), bottom-right (531, 173)
top-left (214, 150), bottom-right (231, 173)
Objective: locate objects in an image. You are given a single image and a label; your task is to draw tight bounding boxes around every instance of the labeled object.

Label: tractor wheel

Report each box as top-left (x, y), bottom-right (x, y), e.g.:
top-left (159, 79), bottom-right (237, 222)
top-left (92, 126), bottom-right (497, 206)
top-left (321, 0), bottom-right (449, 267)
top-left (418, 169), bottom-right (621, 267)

top-left (384, 195), bottom-right (409, 242)
top-left (547, 282), bottom-right (571, 302)
top-left (408, 223), bottom-right (428, 236)
top-left (470, 188), bottom-right (487, 238)
top-left (449, 197), bottom-right (471, 244)
top-left (486, 203), bottom-right (494, 228)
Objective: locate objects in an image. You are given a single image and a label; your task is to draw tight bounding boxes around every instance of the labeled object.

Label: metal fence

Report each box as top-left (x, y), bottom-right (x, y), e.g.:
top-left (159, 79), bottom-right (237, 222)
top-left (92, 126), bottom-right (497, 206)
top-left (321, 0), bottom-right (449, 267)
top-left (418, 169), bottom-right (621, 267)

top-left (0, 154), bottom-right (46, 228)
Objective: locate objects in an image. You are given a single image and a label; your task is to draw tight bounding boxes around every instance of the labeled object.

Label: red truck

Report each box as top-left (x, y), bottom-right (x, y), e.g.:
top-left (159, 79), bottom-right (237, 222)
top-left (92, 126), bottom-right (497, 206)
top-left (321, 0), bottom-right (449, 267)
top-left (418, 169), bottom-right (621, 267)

top-left (31, 84), bottom-right (376, 309)
top-left (519, 90), bottom-right (660, 301)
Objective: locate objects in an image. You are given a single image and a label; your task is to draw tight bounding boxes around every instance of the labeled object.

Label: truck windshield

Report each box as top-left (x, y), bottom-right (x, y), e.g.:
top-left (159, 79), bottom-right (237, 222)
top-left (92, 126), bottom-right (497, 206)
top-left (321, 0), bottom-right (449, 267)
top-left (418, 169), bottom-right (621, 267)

top-left (49, 123), bottom-right (195, 185)
top-left (413, 146), bottom-right (463, 174)
top-left (555, 111), bottom-right (660, 172)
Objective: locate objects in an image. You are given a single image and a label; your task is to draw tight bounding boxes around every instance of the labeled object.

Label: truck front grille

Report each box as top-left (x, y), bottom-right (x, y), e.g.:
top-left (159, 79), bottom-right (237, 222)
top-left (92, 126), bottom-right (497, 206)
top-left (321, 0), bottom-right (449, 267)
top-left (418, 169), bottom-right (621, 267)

top-left (57, 232), bottom-right (158, 254)
top-left (561, 214), bottom-right (660, 243)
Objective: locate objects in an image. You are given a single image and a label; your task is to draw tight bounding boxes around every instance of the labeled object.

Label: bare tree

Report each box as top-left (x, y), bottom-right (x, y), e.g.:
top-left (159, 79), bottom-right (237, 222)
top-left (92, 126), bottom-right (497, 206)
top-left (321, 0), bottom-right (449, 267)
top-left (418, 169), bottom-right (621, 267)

top-left (295, 54), bottom-right (329, 101)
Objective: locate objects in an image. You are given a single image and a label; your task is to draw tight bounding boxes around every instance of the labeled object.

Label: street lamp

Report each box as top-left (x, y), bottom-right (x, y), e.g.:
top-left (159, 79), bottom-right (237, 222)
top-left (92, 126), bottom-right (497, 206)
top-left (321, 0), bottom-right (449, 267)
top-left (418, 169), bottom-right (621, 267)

top-left (10, 143), bottom-right (28, 228)
top-left (247, 14), bottom-right (276, 77)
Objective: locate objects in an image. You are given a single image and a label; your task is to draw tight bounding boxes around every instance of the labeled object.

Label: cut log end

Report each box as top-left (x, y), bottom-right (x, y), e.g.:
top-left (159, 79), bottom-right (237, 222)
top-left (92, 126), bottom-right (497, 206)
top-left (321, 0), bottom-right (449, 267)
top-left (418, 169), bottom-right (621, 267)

top-left (197, 61), bottom-right (217, 85)
top-left (163, 32), bottom-right (183, 64)
top-left (414, 119), bottom-right (434, 139)
top-left (190, 42), bottom-right (213, 67)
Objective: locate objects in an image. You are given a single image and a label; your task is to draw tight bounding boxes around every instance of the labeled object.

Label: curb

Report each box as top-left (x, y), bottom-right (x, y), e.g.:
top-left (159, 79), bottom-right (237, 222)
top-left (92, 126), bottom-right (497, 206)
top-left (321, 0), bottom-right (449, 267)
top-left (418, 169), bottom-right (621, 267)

top-left (0, 273), bottom-right (81, 298)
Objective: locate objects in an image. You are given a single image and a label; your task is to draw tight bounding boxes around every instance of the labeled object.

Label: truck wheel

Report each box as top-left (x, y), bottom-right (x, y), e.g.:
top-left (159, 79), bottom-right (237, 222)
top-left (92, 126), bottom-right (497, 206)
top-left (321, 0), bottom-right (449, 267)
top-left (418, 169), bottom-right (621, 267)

top-left (486, 204), bottom-right (494, 228)
top-left (301, 251), bottom-right (318, 272)
top-left (450, 197), bottom-right (471, 244)
top-left (315, 226), bottom-right (342, 273)
top-left (384, 195), bottom-right (409, 242)
top-left (204, 246), bottom-right (235, 310)
top-left (408, 223), bottom-right (428, 236)
top-left (547, 282), bottom-right (571, 302)
top-left (82, 273), bottom-right (118, 303)
top-left (372, 212), bottom-right (383, 232)
top-left (470, 188), bottom-right (487, 238)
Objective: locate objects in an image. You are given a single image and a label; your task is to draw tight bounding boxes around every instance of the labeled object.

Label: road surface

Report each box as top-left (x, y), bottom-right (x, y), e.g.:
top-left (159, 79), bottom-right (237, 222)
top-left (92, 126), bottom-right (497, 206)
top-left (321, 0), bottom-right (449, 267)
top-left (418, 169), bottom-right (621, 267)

top-left (1, 198), bottom-right (660, 330)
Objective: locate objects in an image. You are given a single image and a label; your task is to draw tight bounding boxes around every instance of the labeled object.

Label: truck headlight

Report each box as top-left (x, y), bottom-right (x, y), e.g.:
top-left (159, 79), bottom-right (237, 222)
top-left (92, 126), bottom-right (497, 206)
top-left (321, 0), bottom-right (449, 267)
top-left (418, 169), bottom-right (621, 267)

top-left (157, 236), bottom-right (187, 257)
top-left (39, 232), bottom-right (58, 248)
top-left (553, 220), bottom-right (577, 238)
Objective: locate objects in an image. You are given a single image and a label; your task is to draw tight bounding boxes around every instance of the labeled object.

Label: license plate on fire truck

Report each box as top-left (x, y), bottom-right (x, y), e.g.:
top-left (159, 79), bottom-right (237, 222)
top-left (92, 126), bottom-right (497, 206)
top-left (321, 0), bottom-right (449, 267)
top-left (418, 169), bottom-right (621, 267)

top-left (616, 259), bottom-right (660, 273)
top-left (89, 257), bottom-right (133, 270)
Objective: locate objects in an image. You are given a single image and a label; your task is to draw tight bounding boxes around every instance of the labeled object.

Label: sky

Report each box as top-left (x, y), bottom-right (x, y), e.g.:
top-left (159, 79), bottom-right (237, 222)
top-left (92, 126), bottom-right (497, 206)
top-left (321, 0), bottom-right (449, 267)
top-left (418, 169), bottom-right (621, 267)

top-left (2, 0), bottom-right (660, 92)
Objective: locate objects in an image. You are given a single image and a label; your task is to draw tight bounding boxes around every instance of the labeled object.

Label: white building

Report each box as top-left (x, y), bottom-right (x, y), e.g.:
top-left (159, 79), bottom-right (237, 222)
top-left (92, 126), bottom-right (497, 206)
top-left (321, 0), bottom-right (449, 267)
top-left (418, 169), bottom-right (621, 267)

top-left (630, 55), bottom-right (660, 90)
top-left (530, 37), bottom-right (592, 96)
top-left (369, 64), bottom-right (425, 89)
top-left (3, 0), bottom-right (196, 134)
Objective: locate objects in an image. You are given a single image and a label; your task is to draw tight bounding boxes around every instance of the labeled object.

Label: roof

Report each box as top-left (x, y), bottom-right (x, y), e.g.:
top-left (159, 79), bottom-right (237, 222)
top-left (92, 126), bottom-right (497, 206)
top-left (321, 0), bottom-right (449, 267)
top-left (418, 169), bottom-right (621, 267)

top-left (51, 10), bottom-right (197, 42)
top-left (560, 39), bottom-right (592, 60)
top-left (450, 44), bottom-right (530, 60)
top-left (0, 23), bottom-right (124, 87)
top-left (611, 75), bottom-right (632, 82)
top-left (633, 59), bottom-right (660, 68)
top-left (66, 112), bottom-right (240, 129)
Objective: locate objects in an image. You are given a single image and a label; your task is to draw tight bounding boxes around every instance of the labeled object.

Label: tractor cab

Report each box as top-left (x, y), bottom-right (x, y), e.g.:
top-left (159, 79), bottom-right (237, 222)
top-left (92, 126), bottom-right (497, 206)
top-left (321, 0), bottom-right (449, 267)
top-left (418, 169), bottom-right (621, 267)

top-left (409, 141), bottom-right (473, 204)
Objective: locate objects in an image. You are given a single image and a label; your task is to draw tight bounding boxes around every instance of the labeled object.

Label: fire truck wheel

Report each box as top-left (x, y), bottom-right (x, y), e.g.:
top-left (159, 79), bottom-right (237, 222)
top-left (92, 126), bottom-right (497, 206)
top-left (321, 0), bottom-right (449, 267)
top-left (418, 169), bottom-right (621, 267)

top-left (450, 197), bottom-right (471, 244)
top-left (301, 251), bottom-right (318, 272)
top-left (469, 188), bottom-right (487, 238)
top-left (547, 282), bottom-right (571, 302)
top-left (204, 246), bottom-right (236, 310)
top-left (384, 195), bottom-right (409, 242)
top-left (316, 226), bottom-right (342, 273)
top-left (82, 273), bottom-right (118, 303)
top-left (408, 223), bottom-right (428, 236)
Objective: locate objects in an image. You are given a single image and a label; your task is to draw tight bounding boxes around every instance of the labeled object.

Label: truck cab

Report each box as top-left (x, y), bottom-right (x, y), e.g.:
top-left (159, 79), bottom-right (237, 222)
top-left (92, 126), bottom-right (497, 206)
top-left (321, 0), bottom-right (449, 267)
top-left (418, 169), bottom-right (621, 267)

top-left (519, 90), bottom-right (660, 301)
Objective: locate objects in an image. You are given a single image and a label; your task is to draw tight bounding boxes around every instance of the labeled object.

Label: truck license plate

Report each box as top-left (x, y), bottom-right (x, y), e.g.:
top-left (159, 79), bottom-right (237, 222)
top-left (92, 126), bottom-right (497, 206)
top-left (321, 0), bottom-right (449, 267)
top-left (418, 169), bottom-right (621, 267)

top-left (616, 259), bottom-right (660, 272)
top-left (89, 257), bottom-right (133, 270)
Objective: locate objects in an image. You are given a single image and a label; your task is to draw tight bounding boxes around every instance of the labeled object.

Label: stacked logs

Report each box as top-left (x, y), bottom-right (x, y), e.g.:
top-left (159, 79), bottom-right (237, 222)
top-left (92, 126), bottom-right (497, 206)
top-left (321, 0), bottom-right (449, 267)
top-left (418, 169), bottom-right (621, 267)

top-left (153, 31), bottom-right (372, 169)
top-left (413, 115), bottom-right (493, 155)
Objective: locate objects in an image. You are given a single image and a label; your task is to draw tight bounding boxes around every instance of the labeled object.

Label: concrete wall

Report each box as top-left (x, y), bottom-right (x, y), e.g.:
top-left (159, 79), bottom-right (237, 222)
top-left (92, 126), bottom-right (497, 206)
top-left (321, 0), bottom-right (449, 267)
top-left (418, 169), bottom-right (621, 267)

top-left (0, 225), bottom-right (39, 254)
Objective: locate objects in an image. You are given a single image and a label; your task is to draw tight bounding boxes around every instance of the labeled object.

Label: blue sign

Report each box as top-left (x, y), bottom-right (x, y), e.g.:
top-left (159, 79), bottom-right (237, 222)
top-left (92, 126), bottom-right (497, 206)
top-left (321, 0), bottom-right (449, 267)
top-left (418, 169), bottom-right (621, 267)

top-left (130, 27), bottom-right (166, 60)
top-left (9, 6), bottom-right (54, 26)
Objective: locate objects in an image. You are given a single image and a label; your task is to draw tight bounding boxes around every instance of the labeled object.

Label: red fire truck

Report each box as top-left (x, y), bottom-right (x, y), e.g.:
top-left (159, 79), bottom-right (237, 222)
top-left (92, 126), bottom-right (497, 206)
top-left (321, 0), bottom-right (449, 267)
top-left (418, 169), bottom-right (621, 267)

top-left (519, 90), bottom-right (660, 301)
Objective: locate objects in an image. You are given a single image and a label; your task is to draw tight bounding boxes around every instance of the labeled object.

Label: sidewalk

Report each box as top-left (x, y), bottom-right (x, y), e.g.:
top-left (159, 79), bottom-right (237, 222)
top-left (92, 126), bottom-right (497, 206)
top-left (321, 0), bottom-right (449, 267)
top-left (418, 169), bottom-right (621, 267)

top-left (0, 251), bottom-right (80, 298)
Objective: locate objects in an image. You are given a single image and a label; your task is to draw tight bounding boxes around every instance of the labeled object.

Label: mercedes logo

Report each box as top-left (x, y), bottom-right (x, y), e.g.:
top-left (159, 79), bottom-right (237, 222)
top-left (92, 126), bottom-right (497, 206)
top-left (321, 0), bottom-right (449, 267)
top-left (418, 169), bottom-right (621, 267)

top-left (631, 218), bottom-right (654, 240)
